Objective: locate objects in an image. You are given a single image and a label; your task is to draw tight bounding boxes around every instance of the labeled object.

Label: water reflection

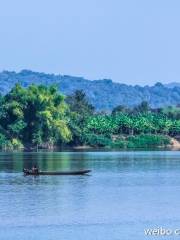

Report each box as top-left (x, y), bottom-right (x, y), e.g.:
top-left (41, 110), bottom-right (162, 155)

top-left (0, 151), bottom-right (180, 173)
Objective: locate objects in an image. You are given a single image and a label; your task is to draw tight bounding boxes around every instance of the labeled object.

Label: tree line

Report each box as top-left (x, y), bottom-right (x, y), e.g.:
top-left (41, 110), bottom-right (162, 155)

top-left (0, 84), bottom-right (179, 150)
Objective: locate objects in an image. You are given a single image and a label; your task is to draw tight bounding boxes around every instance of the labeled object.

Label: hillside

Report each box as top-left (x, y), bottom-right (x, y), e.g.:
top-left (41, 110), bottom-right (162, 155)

top-left (165, 82), bottom-right (180, 88)
top-left (0, 70), bottom-right (180, 110)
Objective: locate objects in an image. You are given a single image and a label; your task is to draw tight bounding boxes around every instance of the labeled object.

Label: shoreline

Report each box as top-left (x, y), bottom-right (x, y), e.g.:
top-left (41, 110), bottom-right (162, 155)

top-left (170, 138), bottom-right (180, 150)
top-left (1, 145), bottom-right (180, 153)
top-left (1, 137), bottom-right (180, 152)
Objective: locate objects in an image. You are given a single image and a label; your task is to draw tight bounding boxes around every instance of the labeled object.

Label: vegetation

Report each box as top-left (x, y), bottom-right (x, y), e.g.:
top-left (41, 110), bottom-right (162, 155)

top-left (66, 90), bottom-right (94, 145)
top-left (0, 84), bottom-right (179, 150)
top-left (0, 84), bottom-right (71, 150)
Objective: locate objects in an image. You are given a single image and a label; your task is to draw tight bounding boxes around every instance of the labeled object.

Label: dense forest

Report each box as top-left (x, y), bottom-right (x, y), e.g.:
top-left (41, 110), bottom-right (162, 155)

top-left (0, 70), bottom-right (180, 110)
top-left (0, 84), bottom-right (179, 150)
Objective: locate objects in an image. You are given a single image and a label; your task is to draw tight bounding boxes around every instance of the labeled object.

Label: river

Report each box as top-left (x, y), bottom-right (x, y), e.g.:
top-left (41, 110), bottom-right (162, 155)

top-left (0, 151), bottom-right (180, 240)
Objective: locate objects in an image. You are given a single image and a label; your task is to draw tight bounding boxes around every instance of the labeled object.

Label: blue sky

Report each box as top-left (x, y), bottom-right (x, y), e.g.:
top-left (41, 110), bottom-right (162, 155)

top-left (0, 0), bottom-right (180, 85)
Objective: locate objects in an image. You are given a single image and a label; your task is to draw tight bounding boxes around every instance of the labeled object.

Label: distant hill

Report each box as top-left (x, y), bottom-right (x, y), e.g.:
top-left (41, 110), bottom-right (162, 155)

top-left (0, 70), bottom-right (180, 110)
top-left (165, 82), bottom-right (180, 88)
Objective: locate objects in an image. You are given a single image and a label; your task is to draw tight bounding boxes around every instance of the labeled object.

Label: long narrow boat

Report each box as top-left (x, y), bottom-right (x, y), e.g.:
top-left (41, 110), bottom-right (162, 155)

top-left (23, 169), bottom-right (91, 176)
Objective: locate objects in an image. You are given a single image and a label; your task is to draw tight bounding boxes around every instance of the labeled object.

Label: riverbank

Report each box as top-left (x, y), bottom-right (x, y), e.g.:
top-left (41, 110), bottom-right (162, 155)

top-left (79, 134), bottom-right (173, 149)
top-left (1, 134), bottom-right (179, 151)
top-left (170, 138), bottom-right (180, 150)
top-left (72, 135), bottom-right (180, 151)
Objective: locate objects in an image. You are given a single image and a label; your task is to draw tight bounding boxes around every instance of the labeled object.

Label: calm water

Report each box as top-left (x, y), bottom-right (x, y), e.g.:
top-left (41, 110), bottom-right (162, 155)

top-left (0, 151), bottom-right (180, 240)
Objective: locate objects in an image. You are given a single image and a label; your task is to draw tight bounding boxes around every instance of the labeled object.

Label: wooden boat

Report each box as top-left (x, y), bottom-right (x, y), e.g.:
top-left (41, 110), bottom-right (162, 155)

top-left (23, 169), bottom-right (91, 176)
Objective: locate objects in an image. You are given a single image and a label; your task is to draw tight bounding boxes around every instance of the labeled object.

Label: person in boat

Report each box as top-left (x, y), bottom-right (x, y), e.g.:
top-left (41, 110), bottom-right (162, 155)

top-left (32, 165), bottom-right (39, 174)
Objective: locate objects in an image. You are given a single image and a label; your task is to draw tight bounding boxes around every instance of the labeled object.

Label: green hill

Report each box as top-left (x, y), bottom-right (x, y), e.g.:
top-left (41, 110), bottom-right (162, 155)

top-left (0, 70), bottom-right (179, 110)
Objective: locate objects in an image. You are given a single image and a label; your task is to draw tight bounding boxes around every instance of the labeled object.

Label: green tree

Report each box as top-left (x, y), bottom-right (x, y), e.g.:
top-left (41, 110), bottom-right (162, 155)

top-left (66, 90), bottom-right (94, 144)
top-left (0, 84), bottom-right (71, 149)
top-left (112, 105), bottom-right (129, 115)
top-left (133, 101), bottom-right (150, 114)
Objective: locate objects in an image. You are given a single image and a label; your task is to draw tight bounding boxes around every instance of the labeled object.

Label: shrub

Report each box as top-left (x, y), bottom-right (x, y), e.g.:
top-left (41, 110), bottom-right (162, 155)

top-left (82, 133), bottom-right (112, 147)
top-left (11, 138), bottom-right (24, 150)
top-left (126, 142), bottom-right (135, 148)
top-left (111, 140), bottom-right (126, 148)
top-left (0, 133), bottom-right (8, 149)
top-left (127, 134), bottom-right (170, 148)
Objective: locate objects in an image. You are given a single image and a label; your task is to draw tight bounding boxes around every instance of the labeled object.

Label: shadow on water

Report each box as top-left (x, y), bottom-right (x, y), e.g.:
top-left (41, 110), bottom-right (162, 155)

top-left (0, 151), bottom-right (89, 173)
